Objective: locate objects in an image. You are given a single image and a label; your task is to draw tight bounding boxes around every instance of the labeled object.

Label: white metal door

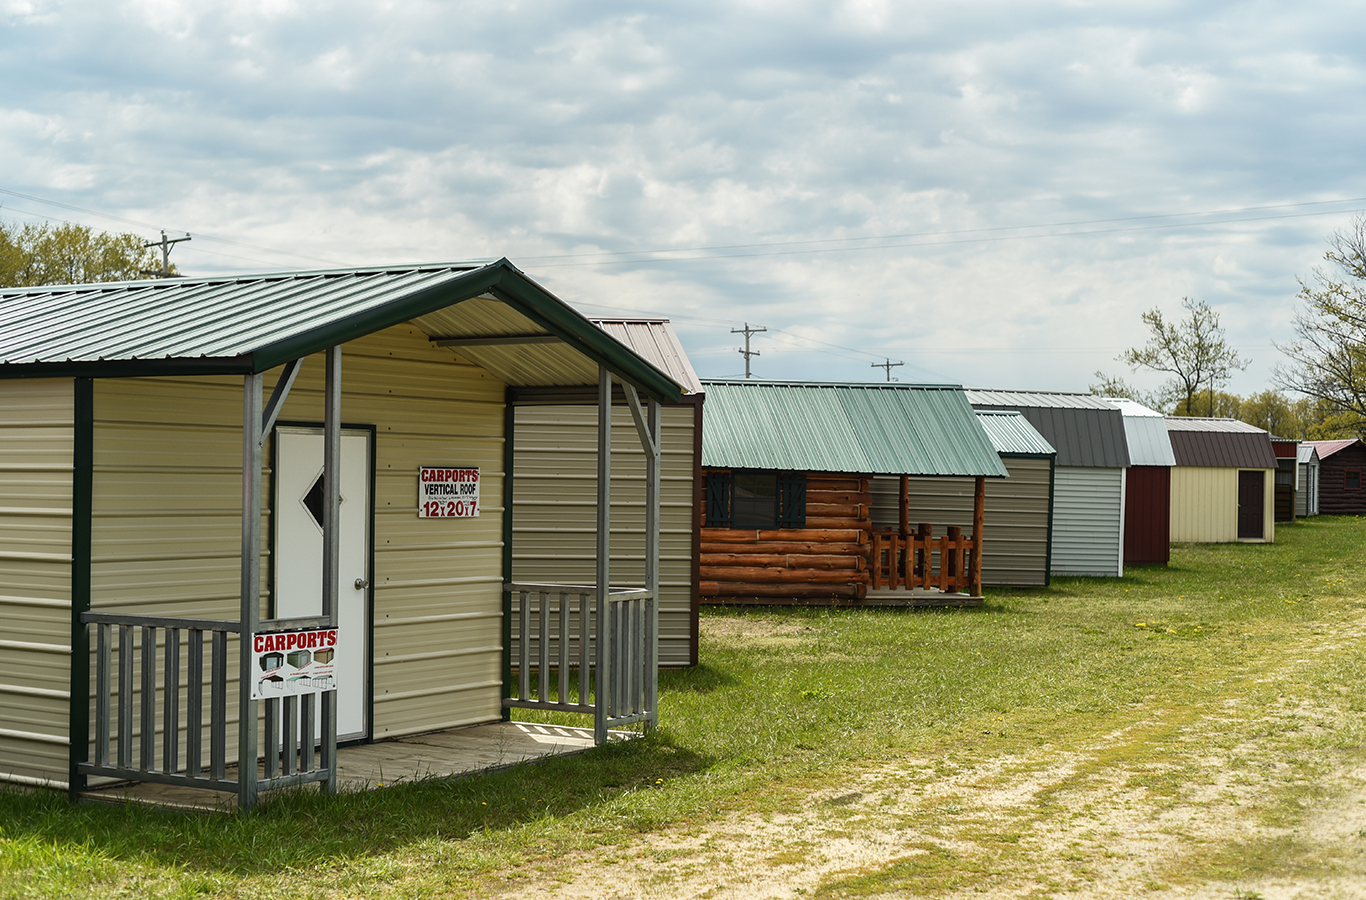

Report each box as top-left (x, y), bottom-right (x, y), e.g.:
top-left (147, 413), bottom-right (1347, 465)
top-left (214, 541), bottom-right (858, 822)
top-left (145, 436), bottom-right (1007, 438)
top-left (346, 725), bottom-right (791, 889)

top-left (274, 427), bottom-right (371, 741)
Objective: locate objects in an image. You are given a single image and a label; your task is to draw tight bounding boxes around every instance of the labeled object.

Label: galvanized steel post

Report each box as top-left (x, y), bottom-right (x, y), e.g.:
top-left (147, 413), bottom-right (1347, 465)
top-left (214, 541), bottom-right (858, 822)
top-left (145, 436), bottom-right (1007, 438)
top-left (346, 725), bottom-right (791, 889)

top-left (645, 397), bottom-right (660, 730)
top-left (594, 365), bottom-right (610, 744)
top-left (238, 372), bottom-right (264, 812)
top-left (321, 346), bottom-right (341, 793)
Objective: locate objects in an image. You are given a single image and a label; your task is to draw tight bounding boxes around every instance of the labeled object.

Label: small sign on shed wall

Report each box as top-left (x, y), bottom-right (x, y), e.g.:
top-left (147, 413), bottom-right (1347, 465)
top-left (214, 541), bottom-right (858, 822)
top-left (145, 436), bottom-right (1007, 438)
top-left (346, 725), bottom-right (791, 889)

top-left (419, 466), bottom-right (480, 517)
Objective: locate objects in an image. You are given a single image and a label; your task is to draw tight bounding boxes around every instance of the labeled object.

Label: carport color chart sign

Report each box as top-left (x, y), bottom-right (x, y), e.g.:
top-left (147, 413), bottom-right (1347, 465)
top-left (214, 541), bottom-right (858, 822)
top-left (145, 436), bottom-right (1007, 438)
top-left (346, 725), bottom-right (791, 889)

top-left (419, 466), bottom-right (480, 517)
top-left (251, 628), bottom-right (339, 699)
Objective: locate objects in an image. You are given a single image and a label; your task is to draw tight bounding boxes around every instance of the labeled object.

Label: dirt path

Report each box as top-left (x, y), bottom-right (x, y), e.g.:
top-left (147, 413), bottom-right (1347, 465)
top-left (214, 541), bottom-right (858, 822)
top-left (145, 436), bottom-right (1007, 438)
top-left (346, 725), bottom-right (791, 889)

top-left (503, 616), bottom-right (1366, 900)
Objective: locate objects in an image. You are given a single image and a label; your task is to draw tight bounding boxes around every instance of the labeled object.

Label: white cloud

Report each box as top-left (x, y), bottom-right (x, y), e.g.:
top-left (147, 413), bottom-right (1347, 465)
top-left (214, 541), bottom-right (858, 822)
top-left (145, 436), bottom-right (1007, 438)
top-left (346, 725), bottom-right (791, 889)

top-left (2, 1), bottom-right (1364, 394)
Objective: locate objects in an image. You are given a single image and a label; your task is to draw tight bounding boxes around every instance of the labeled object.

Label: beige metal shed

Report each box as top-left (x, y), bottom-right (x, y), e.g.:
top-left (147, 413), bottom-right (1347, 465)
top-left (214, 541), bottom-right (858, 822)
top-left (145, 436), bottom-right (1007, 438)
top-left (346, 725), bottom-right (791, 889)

top-left (0, 260), bottom-right (684, 810)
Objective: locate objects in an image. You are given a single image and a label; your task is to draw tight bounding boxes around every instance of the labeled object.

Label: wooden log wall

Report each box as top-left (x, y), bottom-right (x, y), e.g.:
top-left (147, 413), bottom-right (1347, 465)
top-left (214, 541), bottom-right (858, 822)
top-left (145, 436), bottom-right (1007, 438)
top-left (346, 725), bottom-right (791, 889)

top-left (699, 474), bottom-right (872, 603)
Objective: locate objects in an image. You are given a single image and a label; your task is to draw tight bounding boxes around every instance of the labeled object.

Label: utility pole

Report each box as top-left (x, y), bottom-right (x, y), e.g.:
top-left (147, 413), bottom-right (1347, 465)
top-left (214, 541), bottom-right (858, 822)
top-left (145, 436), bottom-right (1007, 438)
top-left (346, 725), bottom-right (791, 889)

top-left (872, 358), bottom-right (904, 382)
top-left (142, 230), bottom-right (191, 278)
top-left (732, 322), bottom-right (766, 379)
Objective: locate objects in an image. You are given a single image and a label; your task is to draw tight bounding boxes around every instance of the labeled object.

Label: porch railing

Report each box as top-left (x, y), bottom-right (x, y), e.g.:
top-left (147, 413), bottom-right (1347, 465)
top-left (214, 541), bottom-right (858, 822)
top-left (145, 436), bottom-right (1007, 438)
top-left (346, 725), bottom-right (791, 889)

top-left (78, 611), bottom-right (333, 795)
top-left (502, 583), bottom-right (657, 743)
top-left (869, 524), bottom-right (980, 595)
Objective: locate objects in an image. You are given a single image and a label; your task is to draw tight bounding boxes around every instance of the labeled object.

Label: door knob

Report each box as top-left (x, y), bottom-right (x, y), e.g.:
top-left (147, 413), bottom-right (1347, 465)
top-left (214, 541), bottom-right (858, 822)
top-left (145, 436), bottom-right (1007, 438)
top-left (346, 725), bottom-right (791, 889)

top-left (354, 578), bottom-right (370, 590)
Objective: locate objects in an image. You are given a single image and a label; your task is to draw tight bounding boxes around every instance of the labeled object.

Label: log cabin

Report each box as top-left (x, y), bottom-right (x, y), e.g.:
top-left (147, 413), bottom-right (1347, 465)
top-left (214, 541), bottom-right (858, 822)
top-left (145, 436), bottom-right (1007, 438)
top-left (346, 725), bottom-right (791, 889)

top-left (1307, 440), bottom-right (1366, 516)
top-left (698, 380), bottom-right (1008, 604)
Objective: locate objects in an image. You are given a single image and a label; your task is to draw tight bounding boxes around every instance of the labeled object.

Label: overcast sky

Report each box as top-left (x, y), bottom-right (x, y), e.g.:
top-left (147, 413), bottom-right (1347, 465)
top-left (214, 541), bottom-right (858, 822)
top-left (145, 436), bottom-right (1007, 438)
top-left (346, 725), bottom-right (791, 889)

top-left (3, 0), bottom-right (1365, 395)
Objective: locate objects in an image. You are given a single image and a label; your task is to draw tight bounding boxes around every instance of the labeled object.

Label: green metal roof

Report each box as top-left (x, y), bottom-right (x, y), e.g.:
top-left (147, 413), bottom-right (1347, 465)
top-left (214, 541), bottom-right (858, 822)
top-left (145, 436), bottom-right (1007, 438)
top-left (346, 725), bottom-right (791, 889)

top-left (700, 380), bottom-right (1008, 477)
top-left (975, 410), bottom-right (1056, 457)
top-left (0, 260), bottom-right (683, 403)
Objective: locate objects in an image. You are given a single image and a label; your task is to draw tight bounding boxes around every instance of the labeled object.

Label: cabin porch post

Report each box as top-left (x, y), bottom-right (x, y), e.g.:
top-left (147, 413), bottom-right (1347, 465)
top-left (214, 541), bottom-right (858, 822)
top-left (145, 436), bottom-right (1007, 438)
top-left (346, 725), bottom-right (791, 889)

top-left (970, 476), bottom-right (985, 597)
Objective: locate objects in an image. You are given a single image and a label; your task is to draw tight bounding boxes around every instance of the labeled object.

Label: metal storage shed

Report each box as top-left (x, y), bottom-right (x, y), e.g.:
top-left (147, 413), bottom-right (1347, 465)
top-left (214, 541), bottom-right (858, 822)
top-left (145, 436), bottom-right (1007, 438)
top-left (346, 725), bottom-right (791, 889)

top-left (1297, 443), bottom-right (1321, 517)
top-left (1306, 439), bottom-right (1366, 516)
top-left (872, 410), bottom-right (1055, 586)
top-left (0, 260), bottom-right (684, 810)
top-left (512, 317), bottom-right (702, 667)
top-left (966, 390), bottom-right (1131, 578)
top-left (1105, 398), bottom-right (1175, 566)
top-left (700, 381), bottom-right (1007, 603)
top-left (1166, 417), bottom-right (1277, 542)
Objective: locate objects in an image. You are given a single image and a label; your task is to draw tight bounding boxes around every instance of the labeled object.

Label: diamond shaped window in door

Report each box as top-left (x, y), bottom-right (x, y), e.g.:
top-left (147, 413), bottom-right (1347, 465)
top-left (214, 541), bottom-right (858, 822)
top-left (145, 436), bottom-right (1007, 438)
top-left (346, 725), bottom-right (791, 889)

top-left (301, 472), bottom-right (344, 531)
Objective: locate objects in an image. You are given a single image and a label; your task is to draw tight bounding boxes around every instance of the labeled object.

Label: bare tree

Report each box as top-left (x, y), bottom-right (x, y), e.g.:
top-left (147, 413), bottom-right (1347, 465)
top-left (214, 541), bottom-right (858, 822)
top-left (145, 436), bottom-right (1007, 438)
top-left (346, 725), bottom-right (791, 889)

top-left (1275, 216), bottom-right (1366, 437)
top-left (1114, 297), bottom-right (1248, 416)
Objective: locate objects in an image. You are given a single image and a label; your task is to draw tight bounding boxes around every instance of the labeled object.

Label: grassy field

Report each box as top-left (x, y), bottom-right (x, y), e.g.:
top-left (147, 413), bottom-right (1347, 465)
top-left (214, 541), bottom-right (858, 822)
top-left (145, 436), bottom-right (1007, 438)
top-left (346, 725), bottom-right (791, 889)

top-left (2, 517), bottom-right (1366, 898)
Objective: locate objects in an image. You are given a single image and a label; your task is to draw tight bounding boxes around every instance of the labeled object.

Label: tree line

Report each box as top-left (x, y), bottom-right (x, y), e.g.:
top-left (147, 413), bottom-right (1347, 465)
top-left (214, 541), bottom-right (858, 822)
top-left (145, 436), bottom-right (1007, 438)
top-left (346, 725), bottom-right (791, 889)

top-left (0, 219), bottom-right (165, 287)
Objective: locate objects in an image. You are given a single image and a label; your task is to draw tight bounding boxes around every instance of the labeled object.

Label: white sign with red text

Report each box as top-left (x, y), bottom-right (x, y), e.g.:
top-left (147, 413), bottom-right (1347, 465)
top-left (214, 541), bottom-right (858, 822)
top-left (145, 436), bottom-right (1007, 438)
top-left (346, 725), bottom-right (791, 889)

top-left (250, 628), bottom-right (339, 699)
top-left (418, 466), bottom-right (480, 518)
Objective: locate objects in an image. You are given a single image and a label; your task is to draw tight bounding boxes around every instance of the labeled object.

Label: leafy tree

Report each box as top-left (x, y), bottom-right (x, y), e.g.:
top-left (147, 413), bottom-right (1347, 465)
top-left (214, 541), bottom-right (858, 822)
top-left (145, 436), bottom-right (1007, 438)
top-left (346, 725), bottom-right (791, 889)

top-left (1105, 297), bottom-right (1249, 416)
top-left (0, 219), bottom-right (166, 287)
top-left (1275, 216), bottom-right (1366, 438)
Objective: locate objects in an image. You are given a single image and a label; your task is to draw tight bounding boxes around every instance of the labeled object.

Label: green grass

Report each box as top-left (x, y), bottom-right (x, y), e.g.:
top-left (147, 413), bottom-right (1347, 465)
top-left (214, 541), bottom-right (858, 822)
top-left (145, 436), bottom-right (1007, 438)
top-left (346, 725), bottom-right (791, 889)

top-left (4, 516), bottom-right (1366, 898)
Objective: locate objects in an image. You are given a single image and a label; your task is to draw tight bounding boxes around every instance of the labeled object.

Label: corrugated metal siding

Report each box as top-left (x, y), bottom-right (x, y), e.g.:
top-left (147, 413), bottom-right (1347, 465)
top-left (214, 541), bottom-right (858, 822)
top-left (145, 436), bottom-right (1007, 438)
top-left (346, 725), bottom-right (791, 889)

top-left (512, 404), bottom-right (696, 667)
top-left (0, 378), bottom-right (73, 784)
top-left (1297, 459), bottom-right (1319, 516)
top-left (701, 381), bottom-right (1006, 477)
top-left (1050, 467), bottom-right (1124, 577)
top-left (1124, 466), bottom-right (1171, 565)
top-left (870, 457), bottom-right (1053, 586)
top-left (1170, 467), bottom-right (1238, 542)
top-left (87, 325), bottom-right (508, 752)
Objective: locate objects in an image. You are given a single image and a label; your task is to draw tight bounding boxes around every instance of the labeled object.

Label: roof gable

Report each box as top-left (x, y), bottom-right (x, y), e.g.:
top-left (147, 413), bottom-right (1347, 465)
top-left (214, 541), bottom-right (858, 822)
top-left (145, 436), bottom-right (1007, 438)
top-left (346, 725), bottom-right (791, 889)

top-left (700, 381), bottom-right (1008, 477)
top-left (966, 389), bottom-right (1129, 468)
top-left (0, 260), bottom-right (683, 402)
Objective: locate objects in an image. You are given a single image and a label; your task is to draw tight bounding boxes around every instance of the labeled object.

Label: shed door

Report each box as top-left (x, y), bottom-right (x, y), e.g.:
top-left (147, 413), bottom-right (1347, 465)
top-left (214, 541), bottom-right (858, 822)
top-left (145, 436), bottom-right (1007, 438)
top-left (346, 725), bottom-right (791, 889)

top-left (1237, 470), bottom-right (1265, 539)
top-left (274, 427), bottom-right (372, 741)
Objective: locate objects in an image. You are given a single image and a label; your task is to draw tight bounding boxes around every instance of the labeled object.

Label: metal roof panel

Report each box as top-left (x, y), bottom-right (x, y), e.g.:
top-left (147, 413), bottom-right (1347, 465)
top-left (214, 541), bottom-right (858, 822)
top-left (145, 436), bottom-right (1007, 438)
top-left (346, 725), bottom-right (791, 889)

top-left (974, 410), bottom-right (1056, 456)
top-left (700, 380), bottom-right (1007, 476)
top-left (1103, 398), bottom-right (1176, 466)
top-left (968, 394), bottom-right (1130, 468)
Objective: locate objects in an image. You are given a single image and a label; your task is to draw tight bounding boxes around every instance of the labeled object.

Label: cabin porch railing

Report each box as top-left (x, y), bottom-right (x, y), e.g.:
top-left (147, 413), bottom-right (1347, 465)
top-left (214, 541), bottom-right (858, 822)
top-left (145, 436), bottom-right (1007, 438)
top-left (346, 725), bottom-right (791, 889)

top-left (869, 524), bottom-right (981, 596)
top-left (502, 583), bottom-right (658, 743)
top-left (77, 611), bottom-right (334, 796)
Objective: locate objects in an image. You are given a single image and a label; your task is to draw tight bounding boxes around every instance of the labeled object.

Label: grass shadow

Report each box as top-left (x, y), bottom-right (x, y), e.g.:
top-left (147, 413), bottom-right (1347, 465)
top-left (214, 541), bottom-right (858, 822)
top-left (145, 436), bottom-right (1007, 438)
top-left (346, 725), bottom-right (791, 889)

top-left (0, 731), bottom-right (713, 879)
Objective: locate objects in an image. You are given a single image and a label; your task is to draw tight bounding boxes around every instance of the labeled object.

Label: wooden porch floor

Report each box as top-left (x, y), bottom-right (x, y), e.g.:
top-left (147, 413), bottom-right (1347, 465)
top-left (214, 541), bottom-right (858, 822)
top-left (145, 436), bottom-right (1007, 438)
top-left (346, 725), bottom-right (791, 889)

top-left (862, 587), bottom-right (983, 607)
top-left (80, 721), bottom-right (609, 813)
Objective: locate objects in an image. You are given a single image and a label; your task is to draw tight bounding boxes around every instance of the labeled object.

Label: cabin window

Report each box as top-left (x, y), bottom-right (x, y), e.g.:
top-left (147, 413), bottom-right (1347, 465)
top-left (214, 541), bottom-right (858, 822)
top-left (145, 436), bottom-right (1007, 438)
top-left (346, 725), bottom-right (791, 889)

top-left (705, 470), bottom-right (806, 528)
top-left (1347, 470), bottom-right (1362, 491)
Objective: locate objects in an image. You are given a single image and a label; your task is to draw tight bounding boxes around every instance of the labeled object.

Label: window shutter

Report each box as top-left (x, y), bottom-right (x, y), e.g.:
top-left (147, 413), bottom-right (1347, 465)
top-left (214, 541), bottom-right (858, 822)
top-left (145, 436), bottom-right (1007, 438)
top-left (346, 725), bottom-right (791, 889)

top-left (706, 471), bottom-right (734, 527)
top-left (777, 472), bottom-right (807, 528)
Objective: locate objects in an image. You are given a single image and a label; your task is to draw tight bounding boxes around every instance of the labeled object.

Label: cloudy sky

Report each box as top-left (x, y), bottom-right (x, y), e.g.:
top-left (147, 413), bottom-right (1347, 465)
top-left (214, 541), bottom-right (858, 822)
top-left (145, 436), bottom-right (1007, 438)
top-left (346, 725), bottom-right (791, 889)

top-left (3, 0), bottom-right (1364, 395)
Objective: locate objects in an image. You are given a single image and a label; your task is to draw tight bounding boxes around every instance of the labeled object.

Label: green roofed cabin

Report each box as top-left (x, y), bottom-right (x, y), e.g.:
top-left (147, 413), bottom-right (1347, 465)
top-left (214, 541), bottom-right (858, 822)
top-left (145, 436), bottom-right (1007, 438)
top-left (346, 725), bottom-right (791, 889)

top-left (699, 380), bottom-right (1008, 605)
top-left (0, 260), bottom-right (687, 811)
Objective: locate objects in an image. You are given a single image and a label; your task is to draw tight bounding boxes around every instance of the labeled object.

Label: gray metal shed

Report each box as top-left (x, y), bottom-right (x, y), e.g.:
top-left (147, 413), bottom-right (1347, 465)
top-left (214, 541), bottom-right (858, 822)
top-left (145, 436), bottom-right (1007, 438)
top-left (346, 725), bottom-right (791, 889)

top-left (966, 390), bottom-right (1131, 578)
top-left (871, 409), bottom-right (1056, 586)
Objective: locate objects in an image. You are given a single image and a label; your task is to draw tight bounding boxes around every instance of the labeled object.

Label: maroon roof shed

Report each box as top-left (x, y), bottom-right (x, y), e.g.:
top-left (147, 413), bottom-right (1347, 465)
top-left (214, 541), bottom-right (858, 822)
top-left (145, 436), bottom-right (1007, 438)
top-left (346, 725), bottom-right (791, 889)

top-left (1308, 440), bottom-right (1366, 516)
